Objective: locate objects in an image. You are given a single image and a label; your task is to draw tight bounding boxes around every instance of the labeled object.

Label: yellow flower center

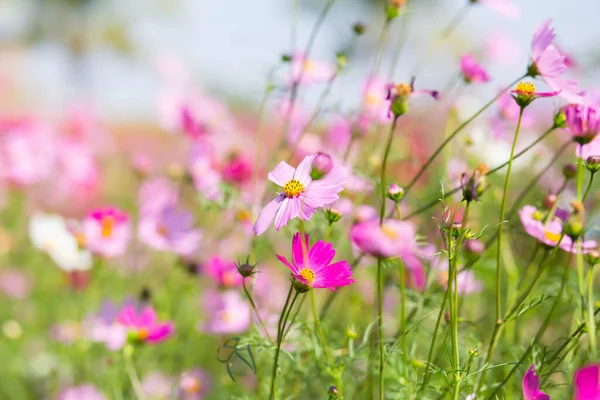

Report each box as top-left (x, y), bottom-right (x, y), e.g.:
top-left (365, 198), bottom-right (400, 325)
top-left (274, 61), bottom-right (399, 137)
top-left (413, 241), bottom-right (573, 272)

top-left (137, 328), bottom-right (149, 341)
top-left (75, 232), bottom-right (86, 248)
top-left (283, 179), bottom-right (304, 197)
top-left (101, 216), bottom-right (115, 238)
top-left (515, 81), bottom-right (536, 95)
top-left (381, 225), bottom-right (398, 240)
top-left (235, 209), bottom-right (252, 223)
top-left (299, 268), bottom-right (315, 284)
top-left (544, 230), bottom-right (561, 243)
top-left (395, 82), bottom-right (412, 97)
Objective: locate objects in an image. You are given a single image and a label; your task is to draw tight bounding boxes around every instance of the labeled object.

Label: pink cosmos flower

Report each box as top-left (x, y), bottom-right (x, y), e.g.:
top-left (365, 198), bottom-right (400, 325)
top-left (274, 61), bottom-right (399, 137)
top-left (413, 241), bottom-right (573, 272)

top-left (566, 92), bottom-right (600, 146)
top-left (529, 19), bottom-right (582, 103)
top-left (221, 153), bottom-right (253, 185)
top-left (188, 141), bottom-right (222, 201)
top-left (58, 384), bottom-right (107, 400)
top-left (350, 219), bottom-right (431, 289)
top-left (522, 365), bottom-right (549, 400)
top-left (519, 205), bottom-right (597, 253)
top-left (117, 305), bottom-right (174, 344)
top-left (138, 178), bottom-right (179, 216)
top-left (179, 369), bottom-right (212, 400)
top-left (290, 52), bottom-right (335, 84)
top-left (472, 0), bottom-right (520, 18)
top-left (84, 300), bottom-right (129, 351)
top-left (434, 258), bottom-right (483, 295)
top-left (460, 54), bottom-right (490, 84)
top-left (141, 371), bottom-right (175, 399)
top-left (0, 268), bottom-right (31, 299)
top-left (202, 256), bottom-right (243, 288)
top-left (82, 207), bottom-right (131, 257)
top-left (202, 289), bottom-right (251, 334)
top-left (139, 205), bottom-right (202, 256)
top-left (277, 232), bottom-right (354, 290)
top-left (362, 76), bottom-right (393, 125)
top-left (574, 364), bottom-right (600, 400)
top-left (511, 81), bottom-right (559, 101)
top-left (253, 154), bottom-right (347, 235)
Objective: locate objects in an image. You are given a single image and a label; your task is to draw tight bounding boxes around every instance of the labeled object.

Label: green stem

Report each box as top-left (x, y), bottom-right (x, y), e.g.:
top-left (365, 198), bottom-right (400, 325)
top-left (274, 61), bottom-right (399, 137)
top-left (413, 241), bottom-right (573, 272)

top-left (402, 76), bottom-right (524, 196)
top-left (577, 157), bottom-right (584, 199)
top-left (269, 283), bottom-right (294, 400)
top-left (123, 346), bottom-right (147, 400)
top-left (377, 257), bottom-right (385, 400)
top-left (398, 260), bottom-right (408, 386)
top-left (243, 279), bottom-right (274, 343)
top-left (380, 116), bottom-right (399, 223)
top-left (583, 172), bottom-right (596, 202)
top-left (587, 264), bottom-right (598, 358)
top-left (478, 106), bottom-right (524, 393)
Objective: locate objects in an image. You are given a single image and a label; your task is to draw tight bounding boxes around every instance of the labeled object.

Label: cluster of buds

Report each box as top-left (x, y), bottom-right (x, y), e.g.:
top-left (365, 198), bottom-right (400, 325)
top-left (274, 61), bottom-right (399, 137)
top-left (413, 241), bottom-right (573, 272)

top-left (460, 163), bottom-right (489, 203)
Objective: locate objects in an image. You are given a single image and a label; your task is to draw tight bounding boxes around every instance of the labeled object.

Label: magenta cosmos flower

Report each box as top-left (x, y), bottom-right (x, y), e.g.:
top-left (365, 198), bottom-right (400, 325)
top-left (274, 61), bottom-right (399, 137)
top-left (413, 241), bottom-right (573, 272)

top-left (522, 365), bottom-right (549, 400)
top-left (82, 207), bottom-right (131, 257)
top-left (574, 364), bottom-right (600, 400)
top-left (471, 0), bottom-right (520, 18)
top-left (529, 19), bottom-right (582, 103)
top-left (202, 255), bottom-right (243, 288)
top-left (460, 54), bottom-right (490, 84)
top-left (277, 232), bottom-right (353, 290)
top-left (253, 154), bottom-right (347, 235)
top-left (139, 204), bottom-right (202, 256)
top-left (117, 305), bottom-right (174, 344)
top-left (350, 219), bottom-right (431, 289)
top-left (58, 384), bottom-right (107, 400)
top-left (519, 205), bottom-right (597, 253)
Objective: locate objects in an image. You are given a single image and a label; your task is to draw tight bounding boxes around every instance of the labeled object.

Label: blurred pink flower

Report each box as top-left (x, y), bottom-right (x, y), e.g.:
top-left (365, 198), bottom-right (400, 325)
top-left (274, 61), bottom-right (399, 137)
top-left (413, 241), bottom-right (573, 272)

top-left (84, 302), bottom-right (128, 351)
top-left (277, 232), bottom-right (354, 290)
top-left (522, 365), bottom-right (549, 400)
top-left (578, 134), bottom-right (600, 160)
top-left (139, 204), bottom-right (202, 256)
top-left (460, 54), bottom-right (490, 83)
top-left (58, 384), bottom-right (107, 400)
top-left (473, 0), bottom-right (520, 18)
top-left (574, 364), bottom-right (600, 400)
top-left (55, 139), bottom-right (101, 206)
top-left (188, 141), bottom-right (222, 201)
top-left (117, 305), bottom-right (174, 344)
top-left (202, 256), bottom-right (243, 288)
top-left (0, 268), bottom-right (31, 299)
top-left (221, 153), bottom-right (253, 185)
top-left (290, 52), bottom-right (335, 84)
top-left (484, 32), bottom-right (519, 67)
top-left (254, 154), bottom-right (347, 235)
top-left (141, 371), bottom-right (175, 399)
top-left (530, 19), bottom-right (582, 103)
top-left (434, 259), bottom-right (483, 295)
top-left (82, 207), bottom-right (131, 257)
top-left (179, 369), bottom-right (212, 399)
top-left (202, 289), bottom-right (251, 334)
top-left (350, 219), bottom-right (431, 289)
top-left (362, 76), bottom-right (392, 125)
top-left (138, 178), bottom-right (180, 216)
top-left (519, 205), bottom-right (597, 253)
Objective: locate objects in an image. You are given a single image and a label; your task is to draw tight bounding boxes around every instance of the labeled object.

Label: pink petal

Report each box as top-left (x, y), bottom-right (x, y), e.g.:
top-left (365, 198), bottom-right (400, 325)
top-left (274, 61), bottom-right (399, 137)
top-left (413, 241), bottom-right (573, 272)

top-left (274, 197), bottom-right (297, 231)
top-left (253, 196), bottom-right (284, 235)
top-left (138, 307), bottom-right (157, 327)
top-left (268, 161), bottom-right (295, 187)
top-left (308, 240), bottom-right (336, 271)
top-left (574, 364), bottom-right (600, 400)
top-left (293, 154), bottom-right (316, 185)
top-left (276, 254), bottom-right (296, 274)
top-left (117, 305), bottom-right (138, 327)
top-left (146, 322), bottom-right (174, 343)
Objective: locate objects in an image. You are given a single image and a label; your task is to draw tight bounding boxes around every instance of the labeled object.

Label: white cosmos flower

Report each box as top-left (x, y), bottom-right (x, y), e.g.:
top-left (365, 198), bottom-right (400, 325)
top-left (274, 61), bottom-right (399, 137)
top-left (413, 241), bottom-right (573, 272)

top-left (29, 213), bottom-right (92, 271)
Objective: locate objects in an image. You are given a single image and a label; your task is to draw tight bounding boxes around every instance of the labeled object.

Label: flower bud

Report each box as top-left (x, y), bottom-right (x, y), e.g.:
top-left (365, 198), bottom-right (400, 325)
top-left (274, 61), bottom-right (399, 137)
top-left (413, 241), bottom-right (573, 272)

top-left (461, 163), bottom-right (489, 203)
top-left (327, 386), bottom-right (339, 396)
top-left (543, 193), bottom-right (558, 210)
top-left (386, 184), bottom-right (405, 202)
top-left (324, 208), bottom-right (342, 224)
top-left (346, 324), bottom-right (357, 339)
top-left (586, 155), bottom-right (600, 174)
top-left (311, 152), bottom-right (333, 180)
top-left (386, 0), bottom-right (405, 20)
top-left (412, 359), bottom-right (425, 369)
top-left (450, 221), bottom-right (462, 238)
top-left (565, 201), bottom-right (585, 240)
top-left (585, 250), bottom-right (600, 266)
top-left (444, 311), bottom-right (451, 324)
top-left (352, 22), bottom-right (366, 35)
top-left (281, 53), bottom-right (291, 63)
top-left (465, 239), bottom-right (485, 255)
top-left (236, 261), bottom-right (256, 278)
top-left (563, 163), bottom-right (577, 180)
top-left (336, 52), bottom-right (347, 70)
top-left (554, 108), bottom-right (567, 129)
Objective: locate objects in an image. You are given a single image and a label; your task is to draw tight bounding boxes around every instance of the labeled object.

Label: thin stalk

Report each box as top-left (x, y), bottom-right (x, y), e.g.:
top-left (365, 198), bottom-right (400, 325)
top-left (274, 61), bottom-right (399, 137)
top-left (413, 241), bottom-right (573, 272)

top-left (124, 347), bottom-right (147, 400)
top-left (583, 172), bottom-right (596, 202)
top-left (402, 76), bottom-right (524, 196)
top-left (243, 279), bottom-right (274, 343)
top-left (380, 116), bottom-right (399, 223)
top-left (253, 80), bottom-right (274, 202)
top-left (377, 257), bottom-right (385, 400)
top-left (269, 283), bottom-right (294, 400)
top-left (398, 260), bottom-right (408, 387)
top-left (479, 106), bottom-right (525, 393)
top-left (587, 264), bottom-right (598, 358)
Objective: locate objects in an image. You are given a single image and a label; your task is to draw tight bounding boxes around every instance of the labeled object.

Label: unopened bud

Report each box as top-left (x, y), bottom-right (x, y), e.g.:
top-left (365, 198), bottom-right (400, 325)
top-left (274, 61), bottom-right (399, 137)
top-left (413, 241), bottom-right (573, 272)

top-left (465, 239), bottom-right (485, 255)
top-left (346, 324), bottom-right (358, 339)
top-left (586, 155), bottom-right (600, 174)
top-left (327, 386), bottom-right (339, 396)
top-left (563, 163), bottom-right (577, 180)
top-left (461, 163), bottom-right (488, 203)
top-left (444, 311), bottom-right (451, 323)
top-left (311, 152), bottom-right (333, 180)
top-left (543, 194), bottom-right (558, 210)
top-left (236, 262), bottom-right (256, 278)
top-left (281, 53), bottom-right (291, 63)
top-left (565, 201), bottom-right (585, 240)
top-left (585, 250), bottom-right (600, 266)
top-left (553, 109), bottom-right (567, 129)
top-left (352, 22), bottom-right (366, 35)
top-left (386, 184), bottom-right (405, 202)
top-left (325, 208), bottom-right (342, 224)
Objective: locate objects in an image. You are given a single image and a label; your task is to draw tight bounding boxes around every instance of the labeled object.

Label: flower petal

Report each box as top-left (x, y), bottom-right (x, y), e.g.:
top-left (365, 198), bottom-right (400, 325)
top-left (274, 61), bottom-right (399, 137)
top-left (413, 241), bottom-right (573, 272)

top-left (268, 161), bottom-right (295, 186)
top-left (253, 196), bottom-right (284, 235)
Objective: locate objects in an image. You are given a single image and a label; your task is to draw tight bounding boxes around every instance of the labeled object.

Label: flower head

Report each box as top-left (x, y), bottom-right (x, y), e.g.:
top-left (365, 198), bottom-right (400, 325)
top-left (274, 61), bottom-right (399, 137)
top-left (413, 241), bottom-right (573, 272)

top-left (511, 81), bottom-right (559, 108)
top-left (290, 52), bottom-right (335, 84)
top-left (253, 154), bottom-right (347, 235)
top-left (202, 289), bottom-right (251, 334)
top-left (277, 233), bottom-right (353, 291)
top-left (574, 364), bottom-right (600, 400)
top-left (58, 384), bottom-right (107, 400)
top-left (460, 54), bottom-right (491, 84)
top-left (565, 92), bottom-right (600, 145)
top-left (522, 365), bottom-right (549, 400)
top-left (179, 369), bottom-right (212, 400)
top-left (386, 78), bottom-right (439, 117)
top-left (83, 207), bottom-right (131, 257)
top-left (117, 305), bottom-right (173, 344)
top-left (529, 19), bottom-right (582, 102)
top-left (350, 219), bottom-right (431, 289)
top-left (202, 256), bottom-right (243, 288)
top-left (139, 204), bottom-right (202, 256)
